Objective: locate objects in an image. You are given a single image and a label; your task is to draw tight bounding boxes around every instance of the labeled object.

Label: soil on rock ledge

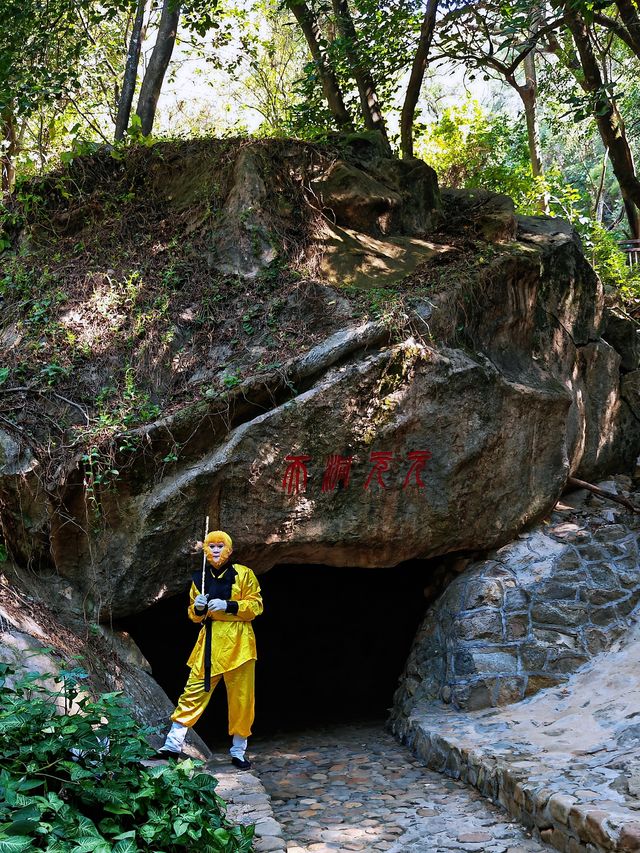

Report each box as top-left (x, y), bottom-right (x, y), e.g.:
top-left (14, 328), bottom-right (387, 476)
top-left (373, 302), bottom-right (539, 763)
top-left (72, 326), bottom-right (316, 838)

top-left (0, 136), bottom-right (639, 629)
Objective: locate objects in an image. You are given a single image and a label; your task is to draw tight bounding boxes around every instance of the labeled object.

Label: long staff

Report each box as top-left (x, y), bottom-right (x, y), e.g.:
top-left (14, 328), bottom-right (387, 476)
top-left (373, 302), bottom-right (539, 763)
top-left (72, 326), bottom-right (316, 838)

top-left (201, 515), bottom-right (210, 594)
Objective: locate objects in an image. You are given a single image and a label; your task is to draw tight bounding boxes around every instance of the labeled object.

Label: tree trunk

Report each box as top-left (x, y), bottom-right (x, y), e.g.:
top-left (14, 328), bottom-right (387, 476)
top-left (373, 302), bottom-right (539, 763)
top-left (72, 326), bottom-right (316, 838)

top-left (115, 0), bottom-right (150, 141)
top-left (330, 0), bottom-right (389, 148)
top-left (503, 64), bottom-right (548, 212)
top-left (400, 0), bottom-right (438, 160)
top-left (522, 61), bottom-right (542, 177)
top-left (1, 110), bottom-right (18, 195)
top-left (614, 0), bottom-right (640, 57)
top-left (521, 47), bottom-right (550, 214)
top-left (135, 0), bottom-right (181, 136)
top-left (622, 194), bottom-right (640, 240)
top-left (520, 5), bottom-right (548, 212)
top-left (594, 148), bottom-right (608, 223)
top-left (286, 0), bottom-right (353, 130)
top-left (564, 8), bottom-right (640, 238)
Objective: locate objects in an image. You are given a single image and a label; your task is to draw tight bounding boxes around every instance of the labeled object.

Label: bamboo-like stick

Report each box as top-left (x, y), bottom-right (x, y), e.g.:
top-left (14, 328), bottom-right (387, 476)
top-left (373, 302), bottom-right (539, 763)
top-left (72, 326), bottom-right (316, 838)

top-left (201, 515), bottom-right (210, 593)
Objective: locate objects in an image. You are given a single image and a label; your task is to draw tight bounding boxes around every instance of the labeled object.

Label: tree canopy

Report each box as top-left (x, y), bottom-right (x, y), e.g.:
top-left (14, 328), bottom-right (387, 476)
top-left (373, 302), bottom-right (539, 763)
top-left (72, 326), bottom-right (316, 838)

top-left (3, 0), bottom-right (640, 286)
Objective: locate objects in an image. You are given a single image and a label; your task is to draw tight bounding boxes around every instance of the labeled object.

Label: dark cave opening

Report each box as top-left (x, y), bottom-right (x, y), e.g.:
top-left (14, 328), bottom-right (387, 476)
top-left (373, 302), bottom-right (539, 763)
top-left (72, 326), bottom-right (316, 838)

top-left (120, 561), bottom-right (434, 746)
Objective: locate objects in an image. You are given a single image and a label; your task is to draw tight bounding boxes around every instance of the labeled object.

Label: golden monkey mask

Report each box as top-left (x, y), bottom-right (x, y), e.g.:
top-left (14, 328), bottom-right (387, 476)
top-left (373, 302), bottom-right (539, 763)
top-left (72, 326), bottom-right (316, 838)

top-left (203, 530), bottom-right (233, 568)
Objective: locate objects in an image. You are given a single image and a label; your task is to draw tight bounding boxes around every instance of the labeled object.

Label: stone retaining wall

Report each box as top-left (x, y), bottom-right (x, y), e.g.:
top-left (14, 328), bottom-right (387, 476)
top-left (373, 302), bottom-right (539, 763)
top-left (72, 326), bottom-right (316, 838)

top-left (394, 503), bottom-right (640, 713)
top-left (392, 709), bottom-right (640, 853)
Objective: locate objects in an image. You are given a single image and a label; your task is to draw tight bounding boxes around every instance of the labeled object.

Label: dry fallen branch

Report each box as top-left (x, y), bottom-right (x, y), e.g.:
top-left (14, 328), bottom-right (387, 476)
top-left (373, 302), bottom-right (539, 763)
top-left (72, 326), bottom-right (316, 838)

top-left (50, 392), bottom-right (90, 425)
top-left (567, 476), bottom-right (640, 514)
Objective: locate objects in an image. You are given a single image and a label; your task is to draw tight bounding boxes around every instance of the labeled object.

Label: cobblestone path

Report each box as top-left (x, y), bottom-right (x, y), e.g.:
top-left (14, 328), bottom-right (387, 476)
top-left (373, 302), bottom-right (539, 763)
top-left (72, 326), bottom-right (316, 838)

top-left (253, 722), bottom-right (548, 853)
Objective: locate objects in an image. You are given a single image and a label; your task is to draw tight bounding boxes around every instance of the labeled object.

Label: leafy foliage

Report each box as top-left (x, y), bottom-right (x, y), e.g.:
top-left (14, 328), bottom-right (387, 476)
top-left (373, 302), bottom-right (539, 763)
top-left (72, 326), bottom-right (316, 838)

top-left (0, 0), bottom-right (91, 120)
top-left (417, 97), bottom-right (640, 301)
top-left (417, 98), bottom-right (586, 216)
top-left (417, 100), bottom-right (533, 197)
top-left (584, 222), bottom-right (640, 300)
top-left (0, 663), bottom-right (255, 852)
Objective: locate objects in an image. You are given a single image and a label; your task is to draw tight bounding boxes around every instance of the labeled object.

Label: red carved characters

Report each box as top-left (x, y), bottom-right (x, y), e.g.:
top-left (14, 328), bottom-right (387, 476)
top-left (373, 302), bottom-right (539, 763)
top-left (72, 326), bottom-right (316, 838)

top-left (281, 455), bottom-right (311, 495)
top-left (363, 451), bottom-right (393, 491)
top-left (282, 450), bottom-right (432, 494)
top-left (321, 455), bottom-right (353, 492)
top-left (402, 449), bottom-right (433, 489)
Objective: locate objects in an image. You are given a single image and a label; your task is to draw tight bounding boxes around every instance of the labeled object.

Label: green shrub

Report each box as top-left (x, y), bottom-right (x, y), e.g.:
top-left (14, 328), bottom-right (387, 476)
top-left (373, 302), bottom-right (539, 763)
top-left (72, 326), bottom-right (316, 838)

top-left (0, 663), bottom-right (254, 852)
top-left (582, 222), bottom-right (640, 301)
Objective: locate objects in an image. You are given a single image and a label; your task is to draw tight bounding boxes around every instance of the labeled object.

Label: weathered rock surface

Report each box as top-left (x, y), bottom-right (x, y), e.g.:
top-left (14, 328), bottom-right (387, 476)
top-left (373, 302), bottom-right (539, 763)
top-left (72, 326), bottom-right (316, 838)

top-left (1, 142), bottom-right (639, 627)
top-left (393, 478), bottom-right (640, 714)
top-left (442, 187), bottom-right (517, 242)
top-left (603, 307), bottom-right (640, 372)
top-left (214, 147), bottom-right (278, 278)
top-left (1, 199), bottom-right (639, 621)
top-left (311, 156), bottom-right (440, 237)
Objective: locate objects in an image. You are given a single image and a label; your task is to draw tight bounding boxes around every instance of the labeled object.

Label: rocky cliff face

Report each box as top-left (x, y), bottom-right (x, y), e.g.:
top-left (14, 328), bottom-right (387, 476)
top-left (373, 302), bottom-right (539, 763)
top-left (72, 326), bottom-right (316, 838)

top-left (0, 572), bottom-right (212, 757)
top-left (1, 139), bottom-right (639, 713)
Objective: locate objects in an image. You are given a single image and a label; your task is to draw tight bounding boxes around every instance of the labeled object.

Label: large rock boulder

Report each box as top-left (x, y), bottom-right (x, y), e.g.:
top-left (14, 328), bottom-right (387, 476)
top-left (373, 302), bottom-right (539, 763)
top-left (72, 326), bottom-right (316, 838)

top-left (0, 144), bottom-right (638, 626)
top-left (603, 306), bottom-right (640, 372)
top-left (311, 157), bottom-right (440, 237)
top-left (213, 147), bottom-right (278, 278)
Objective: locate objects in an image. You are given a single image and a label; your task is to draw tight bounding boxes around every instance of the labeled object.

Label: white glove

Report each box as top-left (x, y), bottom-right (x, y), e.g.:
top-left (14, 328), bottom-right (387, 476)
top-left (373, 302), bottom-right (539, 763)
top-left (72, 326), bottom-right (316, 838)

top-left (194, 594), bottom-right (208, 611)
top-left (207, 598), bottom-right (227, 612)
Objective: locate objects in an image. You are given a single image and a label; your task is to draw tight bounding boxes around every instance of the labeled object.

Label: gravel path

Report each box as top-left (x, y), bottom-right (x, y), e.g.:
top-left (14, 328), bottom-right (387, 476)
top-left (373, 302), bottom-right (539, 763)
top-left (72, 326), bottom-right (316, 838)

top-left (252, 722), bottom-right (549, 853)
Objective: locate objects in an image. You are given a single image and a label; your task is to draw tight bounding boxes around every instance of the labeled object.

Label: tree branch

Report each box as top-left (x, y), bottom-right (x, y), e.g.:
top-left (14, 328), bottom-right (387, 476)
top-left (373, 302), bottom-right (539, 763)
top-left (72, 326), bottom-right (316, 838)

top-left (567, 477), bottom-right (640, 514)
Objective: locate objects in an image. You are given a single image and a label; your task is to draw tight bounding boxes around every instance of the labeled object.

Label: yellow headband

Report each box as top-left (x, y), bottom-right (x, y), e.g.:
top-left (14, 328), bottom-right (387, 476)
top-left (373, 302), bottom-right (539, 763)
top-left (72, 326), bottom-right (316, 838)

top-left (203, 530), bottom-right (233, 567)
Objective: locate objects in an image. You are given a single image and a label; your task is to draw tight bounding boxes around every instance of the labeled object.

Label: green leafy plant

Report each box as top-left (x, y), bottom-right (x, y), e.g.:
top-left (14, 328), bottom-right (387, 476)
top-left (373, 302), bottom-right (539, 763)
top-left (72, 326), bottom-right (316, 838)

top-left (583, 222), bottom-right (640, 301)
top-left (81, 445), bottom-right (119, 512)
top-left (39, 362), bottom-right (68, 385)
top-left (125, 115), bottom-right (156, 147)
top-left (162, 443), bottom-right (181, 463)
top-left (161, 266), bottom-right (182, 290)
top-left (222, 371), bottom-right (242, 389)
top-left (122, 368), bottom-right (160, 425)
top-left (0, 663), bottom-right (255, 852)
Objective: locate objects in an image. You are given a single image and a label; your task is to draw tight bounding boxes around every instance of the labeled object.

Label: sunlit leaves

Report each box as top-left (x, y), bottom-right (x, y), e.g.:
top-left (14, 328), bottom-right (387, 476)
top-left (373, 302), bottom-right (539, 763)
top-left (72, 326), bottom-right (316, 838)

top-left (0, 662), bottom-right (255, 851)
top-left (0, 0), bottom-right (97, 119)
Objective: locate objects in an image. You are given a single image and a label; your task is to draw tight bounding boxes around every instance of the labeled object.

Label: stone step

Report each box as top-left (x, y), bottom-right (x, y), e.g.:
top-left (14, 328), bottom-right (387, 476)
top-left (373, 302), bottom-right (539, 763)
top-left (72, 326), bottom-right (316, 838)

top-left (394, 712), bottom-right (640, 853)
top-left (206, 754), bottom-right (288, 853)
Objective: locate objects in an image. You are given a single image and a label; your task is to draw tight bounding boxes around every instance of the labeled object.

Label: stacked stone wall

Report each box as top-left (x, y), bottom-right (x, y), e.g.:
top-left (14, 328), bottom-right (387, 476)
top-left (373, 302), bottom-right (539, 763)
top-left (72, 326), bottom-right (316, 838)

top-left (392, 714), bottom-right (640, 853)
top-left (395, 513), bottom-right (640, 714)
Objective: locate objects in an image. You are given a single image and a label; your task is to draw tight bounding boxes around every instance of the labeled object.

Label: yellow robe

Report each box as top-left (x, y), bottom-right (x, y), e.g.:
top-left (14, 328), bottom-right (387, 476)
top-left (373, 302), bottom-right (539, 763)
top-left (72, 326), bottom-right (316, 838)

top-left (186, 563), bottom-right (263, 678)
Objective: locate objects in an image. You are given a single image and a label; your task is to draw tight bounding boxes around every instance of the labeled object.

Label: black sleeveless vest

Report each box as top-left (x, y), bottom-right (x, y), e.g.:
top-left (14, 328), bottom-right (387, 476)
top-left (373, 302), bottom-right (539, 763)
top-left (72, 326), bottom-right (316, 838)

top-left (191, 562), bottom-right (237, 692)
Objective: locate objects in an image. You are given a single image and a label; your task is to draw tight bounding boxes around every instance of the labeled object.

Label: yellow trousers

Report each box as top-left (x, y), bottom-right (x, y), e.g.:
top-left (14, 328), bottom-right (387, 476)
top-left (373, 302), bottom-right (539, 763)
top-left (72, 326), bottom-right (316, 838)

top-left (171, 659), bottom-right (255, 738)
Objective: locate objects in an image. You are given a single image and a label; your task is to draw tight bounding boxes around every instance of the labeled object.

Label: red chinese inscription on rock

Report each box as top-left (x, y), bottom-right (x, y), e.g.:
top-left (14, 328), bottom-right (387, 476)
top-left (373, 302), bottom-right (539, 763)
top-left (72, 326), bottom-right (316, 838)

top-left (402, 449), bottom-right (432, 489)
top-left (321, 454), bottom-right (353, 492)
top-left (363, 451), bottom-right (394, 491)
top-left (281, 449), bottom-right (432, 494)
top-left (282, 454), bottom-right (311, 495)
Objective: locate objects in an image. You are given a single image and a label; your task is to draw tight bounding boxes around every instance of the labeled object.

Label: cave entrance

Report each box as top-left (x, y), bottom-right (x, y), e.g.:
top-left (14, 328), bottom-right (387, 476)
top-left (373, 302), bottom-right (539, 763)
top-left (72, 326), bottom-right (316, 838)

top-left (120, 562), bottom-right (433, 746)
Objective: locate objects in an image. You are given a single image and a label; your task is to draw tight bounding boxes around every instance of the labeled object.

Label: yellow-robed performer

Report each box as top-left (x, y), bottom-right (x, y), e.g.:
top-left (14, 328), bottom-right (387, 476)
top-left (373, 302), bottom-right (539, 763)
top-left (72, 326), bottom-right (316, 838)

top-left (156, 530), bottom-right (263, 769)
